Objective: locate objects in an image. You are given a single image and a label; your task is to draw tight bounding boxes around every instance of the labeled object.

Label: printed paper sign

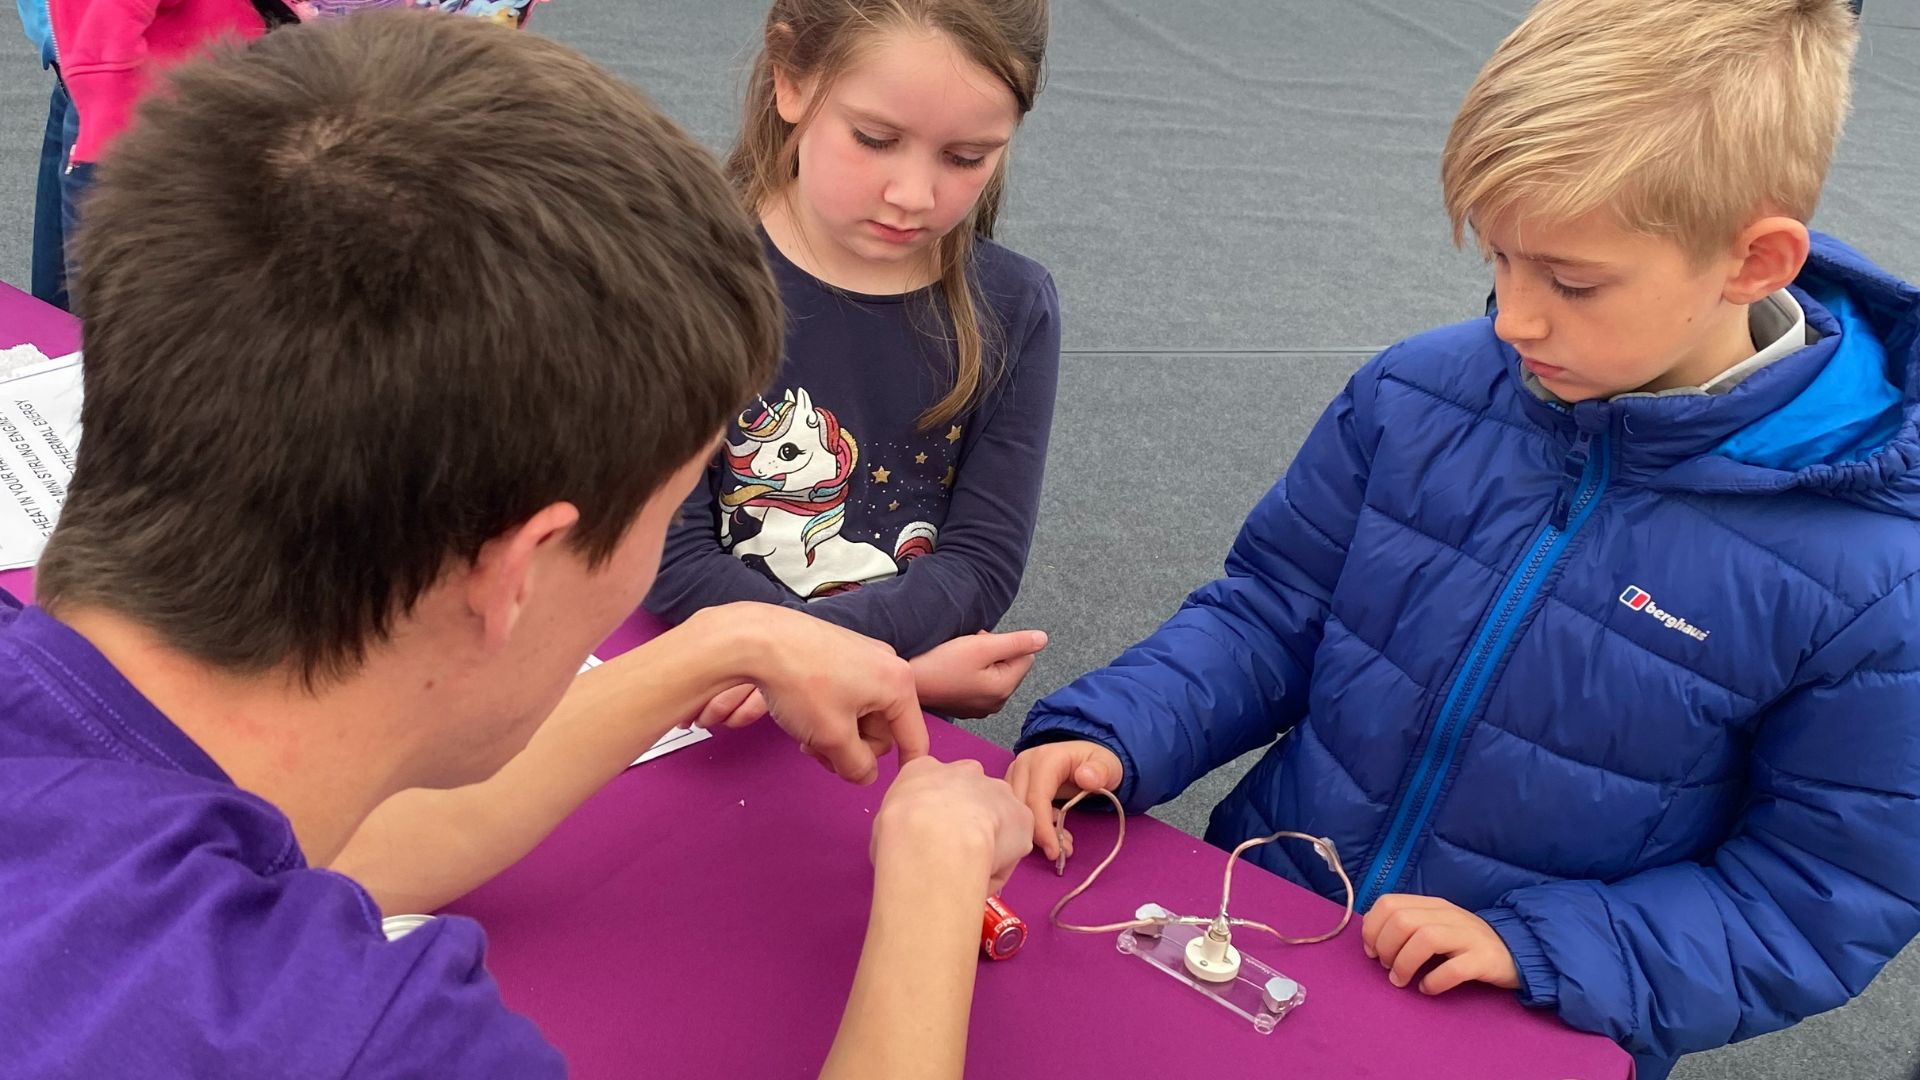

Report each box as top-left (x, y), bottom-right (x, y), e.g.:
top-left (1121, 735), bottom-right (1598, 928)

top-left (0, 355), bottom-right (82, 571)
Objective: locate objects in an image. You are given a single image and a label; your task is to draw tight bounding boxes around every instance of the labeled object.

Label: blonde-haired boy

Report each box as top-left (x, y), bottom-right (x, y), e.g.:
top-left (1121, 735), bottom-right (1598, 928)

top-left (1011, 2), bottom-right (1918, 1075)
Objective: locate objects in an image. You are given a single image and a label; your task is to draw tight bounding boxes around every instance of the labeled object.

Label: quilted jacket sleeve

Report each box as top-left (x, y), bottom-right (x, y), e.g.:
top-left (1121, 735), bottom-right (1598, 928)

top-left (1017, 349), bottom-right (1391, 811)
top-left (1481, 574), bottom-right (1920, 1065)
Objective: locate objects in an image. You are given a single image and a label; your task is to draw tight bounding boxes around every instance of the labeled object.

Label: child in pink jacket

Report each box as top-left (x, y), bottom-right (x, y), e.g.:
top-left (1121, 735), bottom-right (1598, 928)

top-left (42, 1), bottom-right (542, 303)
top-left (50, 0), bottom-right (269, 169)
top-left (45, 0), bottom-right (268, 304)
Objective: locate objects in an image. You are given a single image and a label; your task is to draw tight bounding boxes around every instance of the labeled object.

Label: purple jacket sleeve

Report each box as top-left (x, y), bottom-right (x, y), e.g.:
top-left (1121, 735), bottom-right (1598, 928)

top-left (350, 915), bottom-right (566, 1079)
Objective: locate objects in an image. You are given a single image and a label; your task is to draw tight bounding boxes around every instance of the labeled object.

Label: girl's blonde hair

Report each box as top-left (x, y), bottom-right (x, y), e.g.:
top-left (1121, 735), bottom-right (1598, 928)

top-left (729, 0), bottom-right (1047, 430)
top-left (1443, 0), bottom-right (1859, 258)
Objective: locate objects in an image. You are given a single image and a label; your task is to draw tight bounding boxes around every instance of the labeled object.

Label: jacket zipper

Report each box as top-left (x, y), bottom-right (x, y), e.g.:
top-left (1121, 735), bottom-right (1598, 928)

top-left (1354, 424), bottom-right (1612, 910)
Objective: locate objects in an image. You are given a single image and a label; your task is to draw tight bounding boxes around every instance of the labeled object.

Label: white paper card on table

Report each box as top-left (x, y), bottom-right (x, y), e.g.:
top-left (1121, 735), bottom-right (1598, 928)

top-left (0, 354), bottom-right (82, 571)
top-left (576, 654), bottom-right (713, 766)
top-left (0, 343), bottom-right (54, 379)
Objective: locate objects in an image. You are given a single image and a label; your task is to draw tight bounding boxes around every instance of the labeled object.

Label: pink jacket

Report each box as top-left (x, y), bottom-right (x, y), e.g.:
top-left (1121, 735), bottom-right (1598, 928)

top-left (48, 0), bottom-right (266, 164)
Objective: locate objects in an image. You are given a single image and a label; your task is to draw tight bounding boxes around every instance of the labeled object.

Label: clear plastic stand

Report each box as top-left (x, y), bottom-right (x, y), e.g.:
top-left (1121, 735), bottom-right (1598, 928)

top-left (1117, 921), bottom-right (1306, 1034)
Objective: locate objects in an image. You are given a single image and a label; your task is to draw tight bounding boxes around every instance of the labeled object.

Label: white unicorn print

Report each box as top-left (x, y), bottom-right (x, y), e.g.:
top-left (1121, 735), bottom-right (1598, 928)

top-left (720, 388), bottom-right (937, 599)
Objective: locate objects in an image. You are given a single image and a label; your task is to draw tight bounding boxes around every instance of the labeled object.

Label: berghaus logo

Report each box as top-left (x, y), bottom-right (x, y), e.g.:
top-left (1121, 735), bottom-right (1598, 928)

top-left (1619, 586), bottom-right (1710, 642)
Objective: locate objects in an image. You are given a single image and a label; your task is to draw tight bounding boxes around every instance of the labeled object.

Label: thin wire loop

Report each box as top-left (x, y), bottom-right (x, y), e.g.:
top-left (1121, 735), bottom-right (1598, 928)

top-left (1048, 789), bottom-right (1355, 946)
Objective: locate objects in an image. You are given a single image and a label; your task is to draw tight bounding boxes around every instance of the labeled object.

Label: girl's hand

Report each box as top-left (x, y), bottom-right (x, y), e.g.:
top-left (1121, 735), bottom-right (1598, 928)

top-left (1361, 894), bottom-right (1521, 994)
top-left (910, 630), bottom-right (1049, 719)
top-left (694, 683), bottom-right (766, 730)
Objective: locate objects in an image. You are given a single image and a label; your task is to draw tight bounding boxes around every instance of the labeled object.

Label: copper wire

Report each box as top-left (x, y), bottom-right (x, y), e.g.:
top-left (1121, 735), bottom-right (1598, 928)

top-left (1048, 788), bottom-right (1355, 946)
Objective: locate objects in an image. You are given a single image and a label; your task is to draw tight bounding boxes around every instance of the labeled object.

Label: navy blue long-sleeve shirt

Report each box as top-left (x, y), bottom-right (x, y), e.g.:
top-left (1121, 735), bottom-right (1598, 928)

top-left (644, 230), bottom-right (1061, 658)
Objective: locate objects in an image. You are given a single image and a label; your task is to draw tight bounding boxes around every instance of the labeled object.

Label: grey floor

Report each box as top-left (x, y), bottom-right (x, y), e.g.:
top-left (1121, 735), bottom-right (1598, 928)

top-left (2, 1), bottom-right (1917, 1076)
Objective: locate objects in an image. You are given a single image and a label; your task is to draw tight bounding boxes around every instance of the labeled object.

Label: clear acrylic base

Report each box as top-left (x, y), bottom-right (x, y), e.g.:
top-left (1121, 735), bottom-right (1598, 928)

top-left (1117, 921), bottom-right (1306, 1034)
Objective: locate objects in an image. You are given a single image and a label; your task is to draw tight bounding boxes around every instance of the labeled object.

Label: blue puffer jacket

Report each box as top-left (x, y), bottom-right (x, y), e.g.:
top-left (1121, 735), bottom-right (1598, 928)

top-left (1020, 234), bottom-right (1920, 1079)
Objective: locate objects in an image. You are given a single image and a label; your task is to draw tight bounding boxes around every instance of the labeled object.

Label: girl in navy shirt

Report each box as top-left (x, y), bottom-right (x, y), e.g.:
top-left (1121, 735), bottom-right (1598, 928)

top-left (647, 0), bottom-right (1062, 721)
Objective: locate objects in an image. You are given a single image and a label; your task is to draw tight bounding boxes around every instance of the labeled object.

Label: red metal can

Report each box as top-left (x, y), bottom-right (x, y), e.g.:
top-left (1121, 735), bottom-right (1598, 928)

top-left (981, 895), bottom-right (1027, 961)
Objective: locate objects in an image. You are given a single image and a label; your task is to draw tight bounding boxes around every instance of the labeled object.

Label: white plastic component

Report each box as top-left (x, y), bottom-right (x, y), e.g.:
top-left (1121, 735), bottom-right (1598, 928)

top-left (1117, 922), bottom-right (1306, 1035)
top-left (380, 914), bottom-right (435, 942)
top-left (1133, 903), bottom-right (1172, 936)
top-left (1183, 923), bottom-right (1243, 983)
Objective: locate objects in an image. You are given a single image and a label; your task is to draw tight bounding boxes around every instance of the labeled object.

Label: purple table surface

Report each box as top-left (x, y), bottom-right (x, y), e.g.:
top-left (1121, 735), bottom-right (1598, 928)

top-left (0, 280), bottom-right (80, 359)
top-left (448, 610), bottom-right (1632, 1080)
top-left (0, 282), bottom-right (1628, 1079)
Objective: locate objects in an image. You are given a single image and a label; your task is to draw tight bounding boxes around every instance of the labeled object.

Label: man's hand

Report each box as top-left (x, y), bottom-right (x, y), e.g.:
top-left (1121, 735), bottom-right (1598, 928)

top-left (692, 604), bottom-right (928, 786)
top-left (910, 630), bottom-right (1049, 719)
top-left (1360, 894), bottom-right (1520, 995)
top-left (873, 757), bottom-right (1034, 895)
top-left (823, 759), bottom-right (1033, 1080)
top-left (1003, 739), bottom-right (1125, 860)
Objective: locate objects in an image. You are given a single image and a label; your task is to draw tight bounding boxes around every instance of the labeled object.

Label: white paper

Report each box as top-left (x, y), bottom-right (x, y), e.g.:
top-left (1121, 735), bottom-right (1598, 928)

top-left (0, 342), bottom-right (53, 379)
top-left (0, 355), bottom-right (82, 570)
top-left (576, 654), bottom-right (713, 766)
top-left (629, 725), bottom-right (712, 765)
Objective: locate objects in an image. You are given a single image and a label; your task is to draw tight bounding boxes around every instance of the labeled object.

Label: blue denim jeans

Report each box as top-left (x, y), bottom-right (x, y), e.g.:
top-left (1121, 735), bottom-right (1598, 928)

top-left (29, 74), bottom-right (76, 310)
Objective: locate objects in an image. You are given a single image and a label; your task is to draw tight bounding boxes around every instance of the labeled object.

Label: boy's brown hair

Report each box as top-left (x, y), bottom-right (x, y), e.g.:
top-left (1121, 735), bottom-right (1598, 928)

top-left (1443, 0), bottom-right (1859, 256)
top-left (38, 11), bottom-right (782, 682)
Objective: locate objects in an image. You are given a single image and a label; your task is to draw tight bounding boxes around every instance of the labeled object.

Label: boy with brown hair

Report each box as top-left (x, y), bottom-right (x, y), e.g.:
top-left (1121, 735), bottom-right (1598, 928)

top-left (1012, 2), bottom-right (1920, 1075)
top-left (0, 12), bottom-right (1028, 1079)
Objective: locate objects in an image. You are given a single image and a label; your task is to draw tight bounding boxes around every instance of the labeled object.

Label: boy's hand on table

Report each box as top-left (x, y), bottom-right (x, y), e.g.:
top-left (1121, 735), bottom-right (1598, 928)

top-left (690, 605), bottom-right (928, 786)
top-left (1004, 739), bottom-right (1125, 860)
top-left (1361, 894), bottom-right (1520, 995)
top-left (873, 757), bottom-right (1034, 895)
top-left (910, 630), bottom-right (1049, 719)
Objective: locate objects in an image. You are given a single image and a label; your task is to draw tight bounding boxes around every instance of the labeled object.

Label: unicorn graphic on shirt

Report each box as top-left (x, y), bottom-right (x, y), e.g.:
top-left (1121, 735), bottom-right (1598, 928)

top-left (720, 388), bottom-right (937, 599)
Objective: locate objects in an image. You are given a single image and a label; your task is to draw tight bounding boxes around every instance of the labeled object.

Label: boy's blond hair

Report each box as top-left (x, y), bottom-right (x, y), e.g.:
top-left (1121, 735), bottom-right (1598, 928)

top-left (1442, 0), bottom-right (1859, 256)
